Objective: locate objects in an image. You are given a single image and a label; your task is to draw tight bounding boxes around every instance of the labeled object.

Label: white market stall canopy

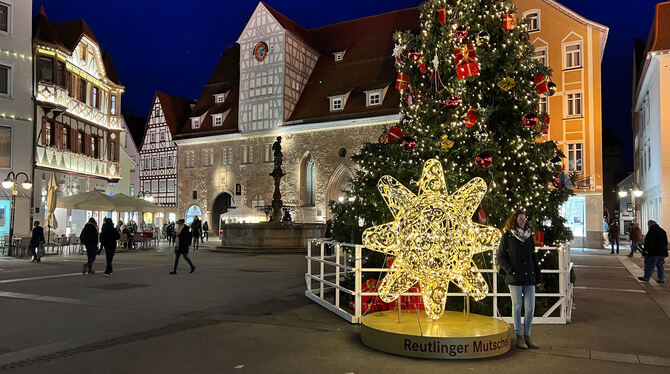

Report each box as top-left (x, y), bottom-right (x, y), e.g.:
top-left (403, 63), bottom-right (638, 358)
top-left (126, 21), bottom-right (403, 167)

top-left (220, 206), bottom-right (268, 223)
top-left (57, 191), bottom-right (159, 212)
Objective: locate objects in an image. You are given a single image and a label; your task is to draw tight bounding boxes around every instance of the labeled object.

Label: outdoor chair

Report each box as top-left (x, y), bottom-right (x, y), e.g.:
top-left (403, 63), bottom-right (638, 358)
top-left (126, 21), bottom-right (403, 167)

top-left (57, 236), bottom-right (70, 255)
top-left (118, 234), bottom-right (128, 249)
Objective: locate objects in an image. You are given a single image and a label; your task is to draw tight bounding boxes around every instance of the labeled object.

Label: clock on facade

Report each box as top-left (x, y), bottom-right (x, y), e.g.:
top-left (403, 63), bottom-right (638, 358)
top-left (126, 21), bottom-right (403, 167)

top-left (253, 42), bottom-right (269, 62)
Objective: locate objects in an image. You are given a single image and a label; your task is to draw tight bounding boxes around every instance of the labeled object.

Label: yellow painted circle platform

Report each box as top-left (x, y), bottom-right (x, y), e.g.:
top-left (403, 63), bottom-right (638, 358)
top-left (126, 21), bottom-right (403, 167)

top-left (361, 311), bottom-right (511, 359)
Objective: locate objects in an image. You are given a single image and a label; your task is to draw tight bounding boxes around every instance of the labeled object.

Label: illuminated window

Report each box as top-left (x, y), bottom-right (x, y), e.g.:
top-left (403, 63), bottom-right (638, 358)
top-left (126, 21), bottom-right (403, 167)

top-left (0, 3), bottom-right (9, 34)
top-left (568, 143), bottom-right (583, 172)
top-left (566, 92), bottom-right (582, 117)
top-left (110, 95), bottom-right (117, 115)
top-left (38, 57), bottom-right (53, 83)
top-left (524, 10), bottom-right (540, 32)
top-left (538, 96), bottom-right (548, 114)
top-left (533, 47), bottom-right (547, 66)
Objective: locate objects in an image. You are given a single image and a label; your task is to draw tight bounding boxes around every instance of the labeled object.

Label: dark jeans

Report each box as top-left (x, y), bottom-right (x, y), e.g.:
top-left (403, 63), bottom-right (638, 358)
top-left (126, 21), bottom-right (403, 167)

top-left (104, 246), bottom-right (116, 274)
top-left (192, 233), bottom-right (200, 250)
top-left (85, 247), bottom-right (97, 272)
top-left (202, 231), bottom-right (207, 242)
top-left (29, 244), bottom-right (39, 260)
top-left (610, 237), bottom-right (619, 253)
top-left (174, 252), bottom-right (194, 271)
top-left (643, 256), bottom-right (666, 281)
top-left (630, 241), bottom-right (641, 255)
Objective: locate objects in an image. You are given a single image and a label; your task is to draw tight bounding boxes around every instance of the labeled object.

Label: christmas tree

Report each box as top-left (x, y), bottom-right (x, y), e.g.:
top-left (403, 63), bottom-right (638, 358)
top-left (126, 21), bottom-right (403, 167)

top-left (332, 0), bottom-right (573, 246)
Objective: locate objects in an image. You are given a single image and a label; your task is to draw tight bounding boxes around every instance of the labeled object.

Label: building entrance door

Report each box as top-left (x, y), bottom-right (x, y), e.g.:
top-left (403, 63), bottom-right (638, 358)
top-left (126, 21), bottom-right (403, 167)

top-left (212, 193), bottom-right (232, 232)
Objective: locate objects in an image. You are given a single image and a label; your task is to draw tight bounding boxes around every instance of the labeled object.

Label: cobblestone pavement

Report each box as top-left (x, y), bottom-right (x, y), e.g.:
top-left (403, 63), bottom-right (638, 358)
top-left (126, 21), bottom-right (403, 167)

top-left (0, 243), bottom-right (667, 373)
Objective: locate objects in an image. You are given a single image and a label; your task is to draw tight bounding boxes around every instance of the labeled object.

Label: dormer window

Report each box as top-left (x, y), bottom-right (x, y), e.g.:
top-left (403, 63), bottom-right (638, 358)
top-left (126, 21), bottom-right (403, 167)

top-left (333, 51), bottom-right (346, 62)
top-left (214, 93), bottom-right (227, 103)
top-left (365, 86), bottom-right (388, 107)
top-left (212, 113), bottom-right (223, 127)
top-left (330, 96), bottom-right (344, 111)
top-left (191, 117), bottom-right (200, 129)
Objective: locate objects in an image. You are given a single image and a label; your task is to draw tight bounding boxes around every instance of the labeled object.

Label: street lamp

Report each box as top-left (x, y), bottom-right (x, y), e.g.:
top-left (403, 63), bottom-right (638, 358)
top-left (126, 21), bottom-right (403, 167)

top-left (618, 186), bottom-right (643, 223)
top-left (2, 172), bottom-right (32, 256)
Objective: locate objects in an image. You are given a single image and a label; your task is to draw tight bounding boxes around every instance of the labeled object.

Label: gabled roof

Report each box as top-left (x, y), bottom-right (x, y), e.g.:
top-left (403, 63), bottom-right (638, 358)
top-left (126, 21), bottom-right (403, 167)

top-left (174, 46), bottom-right (240, 140)
top-left (52, 19), bottom-right (97, 51)
top-left (32, 6), bottom-right (66, 51)
top-left (287, 7), bottom-right (420, 123)
top-left (154, 91), bottom-right (194, 136)
top-left (261, 2), bottom-right (315, 48)
top-left (122, 110), bottom-right (147, 150)
top-left (102, 51), bottom-right (121, 85)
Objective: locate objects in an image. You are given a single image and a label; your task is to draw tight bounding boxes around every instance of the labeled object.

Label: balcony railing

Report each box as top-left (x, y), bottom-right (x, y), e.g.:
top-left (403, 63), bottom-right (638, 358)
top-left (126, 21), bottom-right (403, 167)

top-left (36, 144), bottom-right (120, 180)
top-left (36, 82), bottom-right (121, 130)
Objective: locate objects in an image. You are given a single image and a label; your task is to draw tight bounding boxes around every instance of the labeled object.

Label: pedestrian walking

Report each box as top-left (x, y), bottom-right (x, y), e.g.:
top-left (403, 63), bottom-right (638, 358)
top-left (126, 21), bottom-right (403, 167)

top-left (166, 222), bottom-right (175, 245)
top-left (29, 221), bottom-right (45, 263)
top-left (496, 210), bottom-right (542, 350)
top-left (609, 220), bottom-right (620, 254)
top-left (202, 221), bottom-right (209, 242)
top-left (628, 222), bottom-right (643, 257)
top-left (99, 217), bottom-right (120, 276)
top-left (638, 220), bottom-right (667, 283)
top-left (170, 219), bottom-right (195, 274)
top-left (80, 218), bottom-right (99, 274)
top-left (191, 216), bottom-right (202, 250)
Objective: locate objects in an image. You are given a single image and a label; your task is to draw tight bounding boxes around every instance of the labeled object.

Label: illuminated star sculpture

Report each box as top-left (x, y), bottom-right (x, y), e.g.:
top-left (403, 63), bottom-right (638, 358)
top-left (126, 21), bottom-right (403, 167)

top-left (362, 159), bottom-right (501, 320)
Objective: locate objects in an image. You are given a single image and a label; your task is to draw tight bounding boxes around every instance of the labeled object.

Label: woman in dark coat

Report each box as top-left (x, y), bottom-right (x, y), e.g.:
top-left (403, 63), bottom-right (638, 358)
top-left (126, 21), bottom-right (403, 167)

top-left (170, 219), bottom-right (195, 274)
top-left (99, 218), bottom-right (120, 276)
top-left (80, 218), bottom-right (99, 274)
top-left (496, 210), bottom-right (542, 350)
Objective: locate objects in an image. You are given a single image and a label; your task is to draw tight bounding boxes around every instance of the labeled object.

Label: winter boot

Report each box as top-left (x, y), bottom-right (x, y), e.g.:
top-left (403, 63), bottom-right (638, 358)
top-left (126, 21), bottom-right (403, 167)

top-left (516, 335), bottom-right (528, 350)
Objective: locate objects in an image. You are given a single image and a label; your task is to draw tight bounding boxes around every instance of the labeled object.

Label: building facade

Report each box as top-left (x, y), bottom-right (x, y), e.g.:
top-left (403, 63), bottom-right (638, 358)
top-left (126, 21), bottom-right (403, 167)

top-left (33, 9), bottom-right (124, 234)
top-left (0, 0), bottom-right (34, 239)
top-left (632, 1), bottom-right (670, 234)
top-left (173, 1), bottom-right (607, 245)
top-left (517, 0), bottom-right (608, 248)
top-left (138, 91), bottom-right (192, 225)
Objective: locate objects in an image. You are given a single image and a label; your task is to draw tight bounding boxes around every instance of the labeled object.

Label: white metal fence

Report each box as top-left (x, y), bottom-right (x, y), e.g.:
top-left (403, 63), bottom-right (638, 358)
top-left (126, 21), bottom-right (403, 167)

top-left (304, 239), bottom-right (573, 324)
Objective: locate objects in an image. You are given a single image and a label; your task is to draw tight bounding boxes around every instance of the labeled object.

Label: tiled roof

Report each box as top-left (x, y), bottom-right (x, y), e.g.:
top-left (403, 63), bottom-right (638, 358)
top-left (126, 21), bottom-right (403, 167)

top-left (287, 7), bottom-right (420, 123)
top-left (32, 7), bottom-right (66, 51)
top-left (174, 46), bottom-right (240, 140)
top-left (102, 51), bottom-right (121, 85)
top-left (52, 19), bottom-right (98, 51)
top-left (650, 1), bottom-right (670, 52)
top-left (262, 2), bottom-right (315, 48)
top-left (152, 91), bottom-right (194, 138)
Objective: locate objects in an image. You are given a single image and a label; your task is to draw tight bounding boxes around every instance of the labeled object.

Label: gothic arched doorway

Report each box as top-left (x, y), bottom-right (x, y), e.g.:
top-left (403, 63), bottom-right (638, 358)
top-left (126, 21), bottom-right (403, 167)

top-left (212, 192), bottom-right (232, 232)
top-left (325, 164), bottom-right (354, 219)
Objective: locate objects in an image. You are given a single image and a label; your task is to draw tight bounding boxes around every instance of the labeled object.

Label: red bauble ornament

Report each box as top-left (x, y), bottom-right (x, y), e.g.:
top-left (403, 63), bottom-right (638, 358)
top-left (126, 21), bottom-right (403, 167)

top-left (477, 208), bottom-right (487, 225)
top-left (453, 26), bottom-right (468, 40)
top-left (402, 136), bottom-right (417, 151)
top-left (464, 106), bottom-right (478, 128)
top-left (475, 151), bottom-right (492, 168)
top-left (446, 94), bottom-right (461, 109)
top-left (542, 115), bottom-right (550, 125)
top-left (522, 113), bottom-right (539, 128)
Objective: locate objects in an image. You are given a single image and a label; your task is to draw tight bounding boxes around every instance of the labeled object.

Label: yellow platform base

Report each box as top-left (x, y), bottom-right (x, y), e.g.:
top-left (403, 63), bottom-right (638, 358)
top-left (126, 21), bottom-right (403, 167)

top-left (361, 311), bottom-right (511, 359)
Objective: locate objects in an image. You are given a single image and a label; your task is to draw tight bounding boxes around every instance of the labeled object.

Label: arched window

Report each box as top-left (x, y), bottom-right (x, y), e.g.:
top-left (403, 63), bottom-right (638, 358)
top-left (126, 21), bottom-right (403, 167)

top-left (301, 153), bottom-right (316, 206)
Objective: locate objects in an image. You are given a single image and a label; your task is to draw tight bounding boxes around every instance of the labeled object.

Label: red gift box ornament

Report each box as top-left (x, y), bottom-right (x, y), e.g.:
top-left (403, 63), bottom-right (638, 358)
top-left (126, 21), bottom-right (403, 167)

top-left (438, 7), bottom-right (447, 25)
top-left (534, 74), bottom-right (550, 95)
top-left (502, 13), bottom-right (517, 31)
top-left (387, 126), bottom-right (403, 143)
top-left (453, 44), bottom-right (479, 79)
top-left (395, 73), bottom-right (409, 90)
top-left (464, 106), bottom-right (478, 128)
top-left (534, 230), bottom-right (545, 247)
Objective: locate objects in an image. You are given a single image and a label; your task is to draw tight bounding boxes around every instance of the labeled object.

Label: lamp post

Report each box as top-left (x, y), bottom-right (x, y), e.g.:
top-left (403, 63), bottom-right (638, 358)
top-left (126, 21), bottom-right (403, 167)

top-left (2, 172), bottom-right (33, 256)
top-left (618, 187), bottom-right (643, 238)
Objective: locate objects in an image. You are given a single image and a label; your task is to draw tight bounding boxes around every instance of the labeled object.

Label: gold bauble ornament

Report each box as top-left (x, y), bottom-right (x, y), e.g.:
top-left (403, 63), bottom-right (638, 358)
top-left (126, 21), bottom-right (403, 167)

top-left (362, 159), bottom-right (502, 320)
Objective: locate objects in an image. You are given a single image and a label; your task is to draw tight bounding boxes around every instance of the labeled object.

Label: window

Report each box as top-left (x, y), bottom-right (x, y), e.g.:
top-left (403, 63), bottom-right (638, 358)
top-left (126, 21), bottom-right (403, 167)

top-left (213, 114), bottom-right (223, 127)
top-left (160, 130), bottom-right (165, 141)
top-left (144, 180), bottom-right (151, 193)
top-left (167, 154), bottom-right (173, 168)
top-left (366, 90), bottom-right (382, 107)
top-left (214, 93), bottom-right (226, 103)
top-left (567, 143), bottom-right (583, 172)
top-left (203, 149), bottom-right (213, 166)
top-left (92, 86), bottom-right (99, 108)
top-left (0, 64), bottom-right (8, 96)
top-left (242, 146), bottom-right (253, 164)
top-left (110, 95), bottom-right (116, 115)
top-left (79, 79), bottom-right (87, 103)
top-left (303, 155), bottom-right (316, 206)
top-left (151, 132), bottom-right (155, 143)
top-left (334, 51), bottom-right (345, 62)
top-left (130, 184), bottom-right (135, 196)
top-left (538, 96), bottom-right (548, 114)
top-left (78, 131), bottom-right (85, 153)
top-left (151, 180), bottom-right (158, 193)
top-left (144, 157), bottom-right (150, 170)
top-left (564, 43), bottom-right (582, 69)
top-left (191, 118), bottom-right (200, 129)
top-left (160, 156), bottom-right (165, 168)
top-left (228, 148), bottom-right (232, 164)
top-left (167, 180), bottom-right (175, 193)
top-left (0, 126), bottom-right (11, 168)
top-left (38, 57), bottom-right (53, 83)
top-left (45, 121), bottom-right (55, 146)
top-left (264, 144), bottom-right (273, 163)
top-left (0, 3), bottom-right (9, 34)
top-left (525, 11), bottom-right (540, 32)
top-left (152, 156), bottom-right (157, 169)
top-left (252, 195), bottom-right (265, 211)
top-left (533, 47), bottom-right (547, 66)
top-left (330, 96), bottom-right (344, 111)
top-left (80, 44), bottom-right (88, 62)
top-left (185, 151), bottom-right (195, 168)
top-left (56, 61), bottom-right (66, 88)
top-left (159, 180), bottom-right (166, 193)
top-left (566, 92), bottom-right (582, 117)
top-left (62, 126), bottom-right (70, 150)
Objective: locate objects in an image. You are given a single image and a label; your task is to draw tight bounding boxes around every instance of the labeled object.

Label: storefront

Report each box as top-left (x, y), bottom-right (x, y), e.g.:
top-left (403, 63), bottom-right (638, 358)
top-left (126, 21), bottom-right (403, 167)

top-left (561, 195), bottom-right (586, 247)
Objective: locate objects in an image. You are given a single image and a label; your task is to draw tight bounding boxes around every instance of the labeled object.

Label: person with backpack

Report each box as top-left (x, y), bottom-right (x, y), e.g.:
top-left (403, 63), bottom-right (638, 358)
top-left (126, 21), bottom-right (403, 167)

top-left (80, 218), bottom-right (99, 274)
top-left (99, 217), bottom-right (120, 276)
top-left (170, 219), bottom-right (195, 274)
